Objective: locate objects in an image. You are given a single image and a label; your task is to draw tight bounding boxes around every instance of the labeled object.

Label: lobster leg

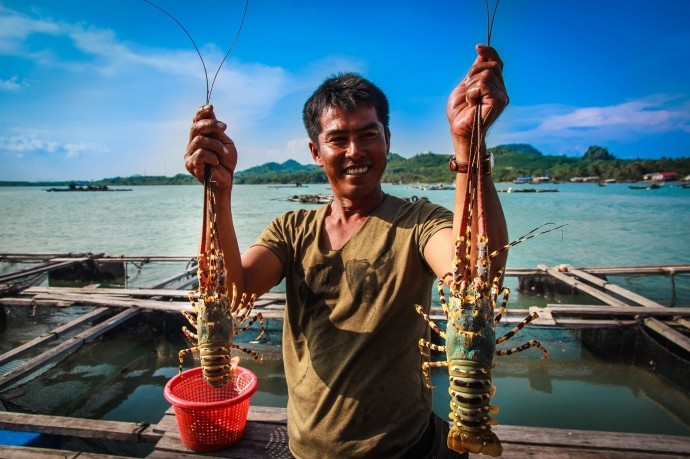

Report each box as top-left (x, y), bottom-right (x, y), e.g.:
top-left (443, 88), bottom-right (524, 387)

top-left (421, 359), bottom-right (448, 389)
top-left (182, 327), bottom-right (198, 344)
top-left (496, 339), bottom-right (548, 358)
top-left (234, 311), bottom-right (266, 342)
top-left (495, 312), bottom-right (548, 358)
top-left (231, 343), bottom-right (262, 362)
top-left (178, 346), bottom-right (200, 375)
top-left (181, 310), bottom-right (198, 328)
top-left (415, 305), bottom-right (447, 339)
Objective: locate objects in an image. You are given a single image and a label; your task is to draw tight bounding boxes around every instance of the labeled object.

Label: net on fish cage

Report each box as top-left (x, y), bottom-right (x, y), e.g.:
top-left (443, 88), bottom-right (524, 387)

top-left (639, 323), bottom-right (690, 391)
top-left (0, 307), bottom-right (176, 458)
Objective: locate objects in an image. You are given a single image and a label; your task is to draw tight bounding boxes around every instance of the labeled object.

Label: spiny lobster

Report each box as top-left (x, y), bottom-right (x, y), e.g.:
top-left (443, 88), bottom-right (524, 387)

top-left (416, 98), bottom-right (562, 455)
top-left (179, 170), bottom-right (265, 387)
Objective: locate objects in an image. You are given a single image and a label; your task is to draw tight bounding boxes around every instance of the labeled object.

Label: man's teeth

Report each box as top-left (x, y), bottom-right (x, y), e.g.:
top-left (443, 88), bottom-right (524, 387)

top-left (345, 166), bottom-right (368, 175)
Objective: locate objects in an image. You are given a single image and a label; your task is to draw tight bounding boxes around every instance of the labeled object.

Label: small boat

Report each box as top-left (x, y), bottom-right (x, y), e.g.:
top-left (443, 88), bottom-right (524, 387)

top-left (498, 188), bottom-right (559, 193)
top-left (629, 182), bottom-right (663, 190)
top-left (46, 184), bottom-right (131, 192)
top-left (288, 194), bottom-right (332, 204)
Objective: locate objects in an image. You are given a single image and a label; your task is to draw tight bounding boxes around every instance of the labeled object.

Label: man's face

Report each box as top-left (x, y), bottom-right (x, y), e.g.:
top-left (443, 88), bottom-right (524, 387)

top-left (309, 104), bottom-right (390, 200)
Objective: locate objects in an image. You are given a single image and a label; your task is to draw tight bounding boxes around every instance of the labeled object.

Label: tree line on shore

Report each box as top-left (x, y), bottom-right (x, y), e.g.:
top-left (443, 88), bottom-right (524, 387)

top-left (3, 144), bottom-right (688, 186)
top-left (231, 144), bottom-right (690, 184)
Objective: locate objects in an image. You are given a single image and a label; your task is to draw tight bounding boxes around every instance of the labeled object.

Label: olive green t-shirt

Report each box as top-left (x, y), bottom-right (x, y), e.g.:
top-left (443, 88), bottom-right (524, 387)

top-left (254, 194), bottom-right (453, 458)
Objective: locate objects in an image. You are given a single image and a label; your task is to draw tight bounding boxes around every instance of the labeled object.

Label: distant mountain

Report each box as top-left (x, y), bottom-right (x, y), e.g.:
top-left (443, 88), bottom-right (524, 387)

top-left (2, 145), bottom-right (688, 186)
top-left (234, 159), bottom-right (325, 184)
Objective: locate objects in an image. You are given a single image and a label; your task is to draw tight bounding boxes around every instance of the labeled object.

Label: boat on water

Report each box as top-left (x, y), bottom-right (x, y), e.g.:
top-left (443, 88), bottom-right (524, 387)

top-left (629, 182), bottom-right (663, 190)
top-left (418, 183), bottom-right (455, 191)
top-left (498, 187), bottom-right (560, 193)
top-left (46, 183), bottom-right (131, 192)
top-left (288, 194), bottom-right (333, 204)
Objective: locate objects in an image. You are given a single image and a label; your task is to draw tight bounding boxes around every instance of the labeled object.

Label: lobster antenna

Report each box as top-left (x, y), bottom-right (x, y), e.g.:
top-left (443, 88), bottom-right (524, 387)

top-left (486, 0), bottom-right (500, 46)
top-left (209, 0), bottom-right (249, 102)
top-left (143, 0), bottom-right (249, 105)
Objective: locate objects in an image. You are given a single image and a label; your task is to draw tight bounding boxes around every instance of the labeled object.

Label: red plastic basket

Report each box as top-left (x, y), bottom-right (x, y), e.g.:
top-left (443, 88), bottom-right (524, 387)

top-left (164, 366), bottom-right (258, 452)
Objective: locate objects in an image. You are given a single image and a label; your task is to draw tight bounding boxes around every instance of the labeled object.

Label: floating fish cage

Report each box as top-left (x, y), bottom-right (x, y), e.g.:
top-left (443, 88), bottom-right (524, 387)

top-left (0, 255), bottom-right (689, 456)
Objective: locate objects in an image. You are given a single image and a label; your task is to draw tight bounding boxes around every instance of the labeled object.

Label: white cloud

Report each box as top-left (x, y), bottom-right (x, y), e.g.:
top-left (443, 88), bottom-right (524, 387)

top-left (0, 134), bottom-right (108, 159)
top-left (498, 95), bottom-right (690, 153)
top-left (539, 97), bottom-right (689, 132)
top-left (0, 5), bottom-right (61, 54)
top-left (0, 75), bottom-right (29, 90)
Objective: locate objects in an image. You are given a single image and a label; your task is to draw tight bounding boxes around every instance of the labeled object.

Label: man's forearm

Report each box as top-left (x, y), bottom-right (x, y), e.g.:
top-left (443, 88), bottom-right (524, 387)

top-left (452, 140), bottom-right (508, 280)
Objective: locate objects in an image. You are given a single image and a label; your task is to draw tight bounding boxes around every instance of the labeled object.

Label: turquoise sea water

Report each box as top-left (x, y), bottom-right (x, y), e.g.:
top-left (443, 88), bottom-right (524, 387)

top-left (0, 183), bottom-right (689, 436)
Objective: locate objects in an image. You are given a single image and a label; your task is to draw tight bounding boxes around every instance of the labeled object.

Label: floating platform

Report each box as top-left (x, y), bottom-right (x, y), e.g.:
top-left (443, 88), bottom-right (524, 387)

top-left (0, 254), bottom-right (689, 457)
top-left (0, 407), bottom-right (688, 458)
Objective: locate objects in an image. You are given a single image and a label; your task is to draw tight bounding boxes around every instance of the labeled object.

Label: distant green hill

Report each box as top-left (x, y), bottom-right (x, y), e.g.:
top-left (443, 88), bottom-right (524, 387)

top-left (233, 145), bottom-right (689, 184)
top-left (234, 159), bottom-right (325, 184)
top-left (2, 144), bottom-right (688, 186)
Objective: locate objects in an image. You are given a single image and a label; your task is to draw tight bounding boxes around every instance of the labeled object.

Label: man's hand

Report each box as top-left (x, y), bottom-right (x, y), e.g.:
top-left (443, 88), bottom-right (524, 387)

top-left (447, 44), bottom-right (509, 143)
top-left (184, 104), bottom-right (237, 191)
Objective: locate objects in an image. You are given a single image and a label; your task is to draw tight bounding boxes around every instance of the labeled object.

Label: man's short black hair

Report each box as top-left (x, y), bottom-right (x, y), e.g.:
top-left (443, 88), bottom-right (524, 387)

top-left (302, 72), bottom-right (390, 143)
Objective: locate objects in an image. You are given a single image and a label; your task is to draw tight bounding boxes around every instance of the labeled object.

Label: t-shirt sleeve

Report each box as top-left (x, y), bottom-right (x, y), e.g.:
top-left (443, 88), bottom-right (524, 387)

top-left (252, 214), bottom-right (289, 277)
top-left (417, 201), bottom-right (453, 259)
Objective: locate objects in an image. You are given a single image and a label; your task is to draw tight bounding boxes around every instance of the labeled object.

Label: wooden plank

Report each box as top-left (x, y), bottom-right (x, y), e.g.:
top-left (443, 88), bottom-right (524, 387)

top-left (546, 305), bottom-right (690, 317)
top-left (644, 317), bottom-right (690, 353)
top-left (428, 313), bottom-right (635, 329)
top-left (0, 308), bottom-right (139, 390)
top-left (0, 411), bottom-right (160, 443)
top-left (0, 446), bottom-right (83, 459)
top-left (23, 286), bottom-right (288, 303)
top-left (530, 306), bottom-right (556, 325)
top-left (152, 406), bottom-right (690, 458)
top-left (492, 424), bottom-right (690, 455)
top-left (31, 292), bottom-right (194, 313)
top-left (582, 264), bottom-right (690, 276)
top-left (25, 286), bottom-right (193, 299)
top-left (549, 318), bottom-right (635, 328)
top-left (0, 293), bottom-right (286, 320)
top-left (0, 297), bottom-right (83, 308)
top-left (0, 260), bottom-right (83, 283)
top-left (49, 256), bottom-right (194, 263)
top-left (538, 265), bottom-right (630, 307)
top-left (153, 422), bottom-right (288, 459)
top-left (675, 318), bottom-right (690, 330)
top-left (0, 307), bottom-right (111, 366)
top-left (248, 406), bottom-right (288, 423)
top-left (568, 268), bottom-right (666, 308)
top-left (474, 444), bottom-right (679, 458)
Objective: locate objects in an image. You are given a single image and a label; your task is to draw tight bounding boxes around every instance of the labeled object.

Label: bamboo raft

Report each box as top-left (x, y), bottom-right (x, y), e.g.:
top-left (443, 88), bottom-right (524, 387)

top-left (0, 254), bottom-right (689, 457)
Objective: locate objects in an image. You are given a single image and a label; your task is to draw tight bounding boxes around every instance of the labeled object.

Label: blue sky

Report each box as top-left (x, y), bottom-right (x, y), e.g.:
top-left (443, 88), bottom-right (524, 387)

top-left (1, 0), bottom-right (689, 181)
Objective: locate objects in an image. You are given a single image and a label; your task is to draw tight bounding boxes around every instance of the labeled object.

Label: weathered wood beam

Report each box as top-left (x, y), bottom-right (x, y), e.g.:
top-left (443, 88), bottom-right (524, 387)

top-left (538, 264), bottom-right (630, 307)
top-left (0, 260), bottom-right (84, 284)
top-left (546, 305), bottom-right (690, 317)
top-left (568, 267), bottom-right (666, 308)
top-left (0, 411), bottom-right (160, 443)
top-left (644, 317), bottom-right (690, 354)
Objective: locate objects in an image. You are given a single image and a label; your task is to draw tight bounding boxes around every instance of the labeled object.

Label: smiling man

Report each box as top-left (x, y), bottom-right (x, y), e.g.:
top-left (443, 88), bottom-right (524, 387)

top-left (185, 44), bottom-right (509, 458)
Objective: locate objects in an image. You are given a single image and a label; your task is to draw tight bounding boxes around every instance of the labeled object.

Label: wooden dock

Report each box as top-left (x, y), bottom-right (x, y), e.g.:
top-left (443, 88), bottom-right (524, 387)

top-left (1, 406), bottom-right (688, 458)
top-left (0, 255), bottom-right (689, 457)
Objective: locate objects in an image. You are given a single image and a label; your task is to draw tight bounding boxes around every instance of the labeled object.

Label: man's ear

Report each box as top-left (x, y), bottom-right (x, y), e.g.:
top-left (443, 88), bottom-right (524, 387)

top-left (309, 141), bottom-right (323, 167)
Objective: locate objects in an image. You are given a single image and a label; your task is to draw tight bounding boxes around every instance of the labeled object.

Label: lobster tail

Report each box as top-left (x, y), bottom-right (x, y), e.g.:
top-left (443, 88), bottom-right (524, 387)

top-left (447, 426), bottom-right (502, 457)
top-left (448, 361), bottom-right (502, 456)
top-left (200, 347), bottom-right (239, 387)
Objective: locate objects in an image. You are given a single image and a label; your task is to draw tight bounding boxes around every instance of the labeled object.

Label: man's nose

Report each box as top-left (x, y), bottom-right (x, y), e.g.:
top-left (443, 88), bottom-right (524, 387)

top-left (345, 138), bottom-right (363, 159)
